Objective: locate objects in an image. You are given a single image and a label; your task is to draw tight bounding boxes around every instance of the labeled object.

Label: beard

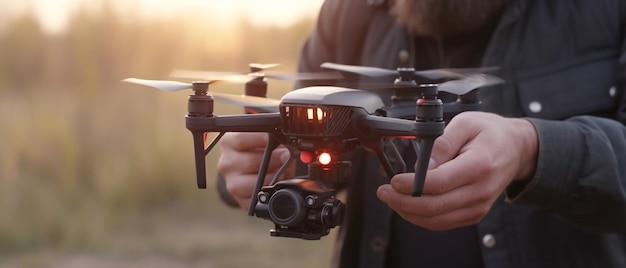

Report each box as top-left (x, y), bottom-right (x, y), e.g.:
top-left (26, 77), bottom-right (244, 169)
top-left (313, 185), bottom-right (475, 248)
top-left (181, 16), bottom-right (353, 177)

top-left (390, 0), bottom-right (509, 37)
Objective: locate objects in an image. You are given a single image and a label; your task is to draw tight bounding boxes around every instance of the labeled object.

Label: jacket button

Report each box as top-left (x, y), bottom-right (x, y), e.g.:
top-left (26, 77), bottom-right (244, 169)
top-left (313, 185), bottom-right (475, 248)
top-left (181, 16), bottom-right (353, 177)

top-left (528, 101), bottom-right (542, 113)
top-left (370, 236), bottom-right (387, 253)
top-left (609, 86), bottom-right (617, 98)
top-left (482, 234), bottom-right (496, 248)
top-left (398, 50), bottom-right (410, 63)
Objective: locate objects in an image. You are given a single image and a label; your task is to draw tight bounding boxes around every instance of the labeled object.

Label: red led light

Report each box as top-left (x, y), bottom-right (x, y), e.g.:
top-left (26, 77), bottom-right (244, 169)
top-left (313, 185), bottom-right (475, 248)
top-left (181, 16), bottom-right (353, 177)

top-left (300, 151), bottom-right (313, 164)
top-left (318, 152), bottom-right (332, 165)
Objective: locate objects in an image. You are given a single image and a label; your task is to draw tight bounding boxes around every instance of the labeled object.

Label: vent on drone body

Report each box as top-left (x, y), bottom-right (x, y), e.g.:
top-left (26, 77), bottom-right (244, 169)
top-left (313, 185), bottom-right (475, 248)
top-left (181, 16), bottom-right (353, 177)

top-left (280, 105), bottom-right (352, 137)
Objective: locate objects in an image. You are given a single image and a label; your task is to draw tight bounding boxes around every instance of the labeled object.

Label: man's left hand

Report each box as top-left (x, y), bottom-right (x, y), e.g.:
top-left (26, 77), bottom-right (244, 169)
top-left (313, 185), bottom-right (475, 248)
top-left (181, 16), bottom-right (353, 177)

top-left (377, 111), bottom-right (538, 231)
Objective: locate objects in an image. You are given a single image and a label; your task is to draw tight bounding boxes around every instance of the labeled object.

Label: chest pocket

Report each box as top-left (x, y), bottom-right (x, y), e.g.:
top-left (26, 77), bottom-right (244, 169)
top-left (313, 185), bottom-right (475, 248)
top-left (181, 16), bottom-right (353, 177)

top-left (517, 58), bottom-right (619, 120)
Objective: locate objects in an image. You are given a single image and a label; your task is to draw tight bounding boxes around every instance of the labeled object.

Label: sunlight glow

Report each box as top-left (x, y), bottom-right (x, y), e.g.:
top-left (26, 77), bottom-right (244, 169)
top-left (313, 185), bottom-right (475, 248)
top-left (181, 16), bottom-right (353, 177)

top-left (1, 0), bottom-right (324, 33)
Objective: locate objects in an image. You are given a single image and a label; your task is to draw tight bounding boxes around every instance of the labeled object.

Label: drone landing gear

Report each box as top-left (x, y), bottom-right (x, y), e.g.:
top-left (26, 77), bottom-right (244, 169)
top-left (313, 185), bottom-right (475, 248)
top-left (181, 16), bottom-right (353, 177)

top-left (191, 131), bottom-right (225, 189)
top-left (248, 134), bottom-right (281, 216)
top-left (413, 138), bottom-right (435, 196)
top-left (368, 136), bottom-right (436, 197)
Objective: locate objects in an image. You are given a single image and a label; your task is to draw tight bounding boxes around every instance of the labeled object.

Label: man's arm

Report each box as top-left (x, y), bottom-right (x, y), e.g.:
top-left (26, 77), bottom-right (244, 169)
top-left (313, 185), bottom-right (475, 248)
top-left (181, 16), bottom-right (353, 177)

top-left (506, 11), bottom-right (626, 231)
top-left (508, 115), bottom-right (626, 232)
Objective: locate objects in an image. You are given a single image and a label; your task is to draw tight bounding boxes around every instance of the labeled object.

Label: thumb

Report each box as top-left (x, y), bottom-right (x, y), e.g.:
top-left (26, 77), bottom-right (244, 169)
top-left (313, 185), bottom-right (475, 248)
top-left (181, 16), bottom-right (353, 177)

top-left (430, 113), bottom-right (481, 167)
top-left (413, 157), bottom-right (437, 172)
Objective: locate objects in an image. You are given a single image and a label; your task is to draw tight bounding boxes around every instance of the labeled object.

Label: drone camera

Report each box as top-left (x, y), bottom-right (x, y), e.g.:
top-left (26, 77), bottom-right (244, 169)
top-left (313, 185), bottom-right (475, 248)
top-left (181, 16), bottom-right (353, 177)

top-left (254, 178), bottom-right (345, 240)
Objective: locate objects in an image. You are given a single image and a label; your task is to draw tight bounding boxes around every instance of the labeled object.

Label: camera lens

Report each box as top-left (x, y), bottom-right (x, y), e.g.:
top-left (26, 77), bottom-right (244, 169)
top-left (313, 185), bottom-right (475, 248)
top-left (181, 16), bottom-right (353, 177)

top-left (321, 200), bottom-right (345, 227)
top-left (268, 189), bottom-right (306, 227)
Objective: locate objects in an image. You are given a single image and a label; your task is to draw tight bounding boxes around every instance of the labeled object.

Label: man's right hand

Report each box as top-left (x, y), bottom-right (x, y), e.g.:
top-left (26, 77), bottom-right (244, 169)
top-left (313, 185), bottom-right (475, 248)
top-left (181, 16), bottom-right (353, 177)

top-left (217, 132), bottom-right (293, 210)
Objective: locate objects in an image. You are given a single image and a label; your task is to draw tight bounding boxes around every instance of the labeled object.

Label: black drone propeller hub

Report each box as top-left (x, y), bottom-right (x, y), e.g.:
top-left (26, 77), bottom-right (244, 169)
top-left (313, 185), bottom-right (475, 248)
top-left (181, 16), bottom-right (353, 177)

top-left (188, 82), bottom-right (214, 118)
top-left (392, 68), bottom-right (419, 104)
top-left (191, 81), bottom-right (210, 95)
top-left (414, 84), bottom-right (443, 123)
top-left (245, 77), bottom-right (268, 98)
top-left (419, 84), bottom-right (439, 98)
top-left (397, 68), bottom-right (417, 82)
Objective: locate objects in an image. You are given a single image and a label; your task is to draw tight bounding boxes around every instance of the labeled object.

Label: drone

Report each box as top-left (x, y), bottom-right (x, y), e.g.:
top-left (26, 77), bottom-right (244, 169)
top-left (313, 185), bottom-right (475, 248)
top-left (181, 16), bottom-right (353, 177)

top-left (123, 62), bottom-right (503, 240)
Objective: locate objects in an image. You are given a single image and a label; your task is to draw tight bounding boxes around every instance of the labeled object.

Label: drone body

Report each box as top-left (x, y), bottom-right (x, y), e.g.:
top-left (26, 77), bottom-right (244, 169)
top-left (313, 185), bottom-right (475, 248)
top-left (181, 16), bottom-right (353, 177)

top-left (281, 86), bottom-right (384, 112)
top-left (123, 62), bottom-right (502, 240)
top-left (183, 82), bottom-right (445, 239)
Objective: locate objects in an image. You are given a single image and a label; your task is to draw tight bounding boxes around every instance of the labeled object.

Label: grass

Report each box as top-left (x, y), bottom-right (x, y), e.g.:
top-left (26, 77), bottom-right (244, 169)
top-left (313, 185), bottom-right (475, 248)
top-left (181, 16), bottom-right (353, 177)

top-left (0, 83), bottom-right (335, 267)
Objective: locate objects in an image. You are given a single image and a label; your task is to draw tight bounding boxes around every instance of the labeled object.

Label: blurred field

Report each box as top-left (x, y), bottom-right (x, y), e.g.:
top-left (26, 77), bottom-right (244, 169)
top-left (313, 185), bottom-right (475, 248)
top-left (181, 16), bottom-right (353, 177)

top-left (0, 3), bottom-right (336, 267)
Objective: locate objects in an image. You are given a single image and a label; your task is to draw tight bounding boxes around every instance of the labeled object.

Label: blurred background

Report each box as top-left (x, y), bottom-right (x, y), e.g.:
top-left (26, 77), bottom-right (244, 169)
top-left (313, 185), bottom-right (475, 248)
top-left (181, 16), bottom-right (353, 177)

top-left (0, 0), bottom-right (337, 267)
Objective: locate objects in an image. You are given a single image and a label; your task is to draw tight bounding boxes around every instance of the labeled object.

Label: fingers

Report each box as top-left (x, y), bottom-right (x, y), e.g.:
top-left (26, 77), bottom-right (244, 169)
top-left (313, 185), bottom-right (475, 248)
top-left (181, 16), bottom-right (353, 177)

top-left (394, 202), bottom-right (488, 231)
top-left (378, 180), bottom-right (493, 215)
top-left (219, 132), bottom-right (290, 174)
top-left (429, 113), bottom-right (480, 169)
top-left (218, 132), bottom-right (296, 211)
top-left (227, 173), bottom-right (277, 210)
top-left (391, 149), bottom-right (493, 196)
top-left (378, 139), bottom-right (500, 230)
top-left (375, 112), bottom-right (530, 230)
top-left (377, 181), bottom-right (494, 231)
top-left (221, 132), bottom-right (268, 151)
top-left (219, 146), bottom-right (289, 175)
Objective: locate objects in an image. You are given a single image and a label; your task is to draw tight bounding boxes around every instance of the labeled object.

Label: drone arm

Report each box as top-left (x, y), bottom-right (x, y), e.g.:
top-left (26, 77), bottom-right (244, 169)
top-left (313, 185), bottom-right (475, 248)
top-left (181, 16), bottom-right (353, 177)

top-left (186, 113), bottom-right (283, 190)
top-left (186, 113), bottom-right (282, 133)
top-left (247, 134), bottom-right (282, 216)
top-left (357, 115), bottom-right (444, 138)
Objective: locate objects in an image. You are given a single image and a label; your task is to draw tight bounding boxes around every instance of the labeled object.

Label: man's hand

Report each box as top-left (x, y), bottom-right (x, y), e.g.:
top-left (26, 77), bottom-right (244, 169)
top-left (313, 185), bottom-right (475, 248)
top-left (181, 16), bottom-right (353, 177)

top-left (377, 112), bottom-right (538, 230)
top-left (218, 132), bottom-right (293, 210)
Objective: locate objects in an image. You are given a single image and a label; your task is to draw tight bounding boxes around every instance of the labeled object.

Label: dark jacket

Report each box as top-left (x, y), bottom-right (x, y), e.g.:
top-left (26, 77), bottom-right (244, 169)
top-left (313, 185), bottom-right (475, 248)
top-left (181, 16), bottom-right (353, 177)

top-left (295, 0), bottom-right (626, 267)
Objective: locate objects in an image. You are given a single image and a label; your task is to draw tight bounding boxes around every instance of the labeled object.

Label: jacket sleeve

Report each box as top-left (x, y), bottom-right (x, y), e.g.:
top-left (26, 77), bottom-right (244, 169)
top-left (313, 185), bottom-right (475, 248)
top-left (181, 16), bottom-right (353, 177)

top-left (507, 115), bottom-right (626, 232)
top-left (506, 32), bottom-right (626, 233)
